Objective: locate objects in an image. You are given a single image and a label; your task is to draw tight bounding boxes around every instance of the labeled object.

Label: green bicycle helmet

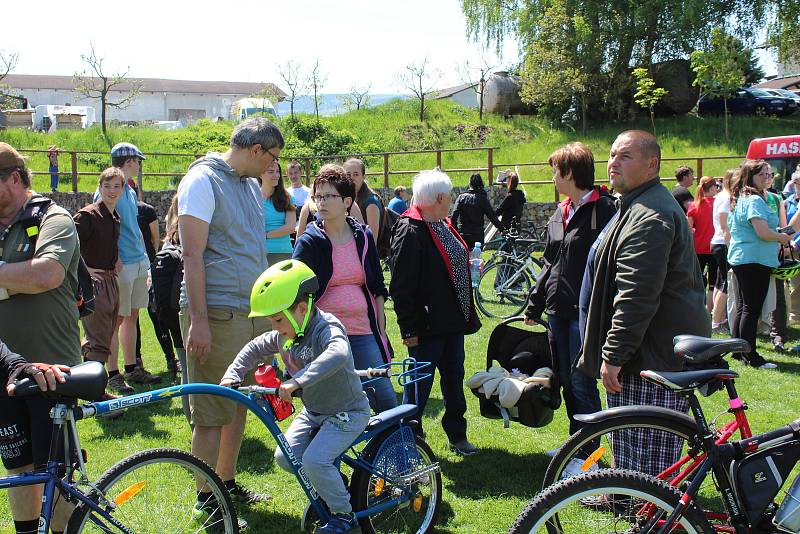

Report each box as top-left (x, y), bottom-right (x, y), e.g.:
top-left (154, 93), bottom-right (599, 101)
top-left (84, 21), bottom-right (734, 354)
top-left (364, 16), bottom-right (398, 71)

top-left (249, 260), bottom-right (319, 343)
top-left (774, 260), bottom-right (800, 281)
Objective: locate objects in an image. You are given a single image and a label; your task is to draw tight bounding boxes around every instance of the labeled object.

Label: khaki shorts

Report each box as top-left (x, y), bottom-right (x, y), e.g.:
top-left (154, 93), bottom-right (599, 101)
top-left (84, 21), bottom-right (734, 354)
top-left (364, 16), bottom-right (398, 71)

top-left (180, 307), bottom-right (270, 427)
top-left (118, 258), bottom-right (150, 316)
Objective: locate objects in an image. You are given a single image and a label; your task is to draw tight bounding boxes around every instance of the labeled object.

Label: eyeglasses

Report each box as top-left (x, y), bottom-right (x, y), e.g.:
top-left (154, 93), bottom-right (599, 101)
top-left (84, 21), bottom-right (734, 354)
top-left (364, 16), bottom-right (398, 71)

top-left (312, 194), bottom-right (342, 203)
top-left (262, 147), bottom-right (280, 162)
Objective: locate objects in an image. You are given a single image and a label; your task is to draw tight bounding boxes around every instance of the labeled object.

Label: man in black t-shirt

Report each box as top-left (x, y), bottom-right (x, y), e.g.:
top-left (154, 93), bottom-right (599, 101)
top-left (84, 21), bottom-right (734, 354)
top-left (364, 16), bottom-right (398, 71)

top-left (672, 165), bottom-right (695, 213)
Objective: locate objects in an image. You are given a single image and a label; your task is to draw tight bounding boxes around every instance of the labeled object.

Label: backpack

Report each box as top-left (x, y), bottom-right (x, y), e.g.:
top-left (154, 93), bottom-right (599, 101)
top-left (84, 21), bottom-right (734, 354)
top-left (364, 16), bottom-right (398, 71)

top-left (377, 205), bottom-right (400, 260)
top-left (150, 244), bottom-right (183, 312)
top-left (19, 196), bottom-right (95, 317)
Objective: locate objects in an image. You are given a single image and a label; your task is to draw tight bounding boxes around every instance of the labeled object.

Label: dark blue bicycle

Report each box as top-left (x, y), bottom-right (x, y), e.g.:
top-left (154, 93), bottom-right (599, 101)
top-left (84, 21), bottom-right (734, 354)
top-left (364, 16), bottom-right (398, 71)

top-left (10, 358), bottom-right (441, 533)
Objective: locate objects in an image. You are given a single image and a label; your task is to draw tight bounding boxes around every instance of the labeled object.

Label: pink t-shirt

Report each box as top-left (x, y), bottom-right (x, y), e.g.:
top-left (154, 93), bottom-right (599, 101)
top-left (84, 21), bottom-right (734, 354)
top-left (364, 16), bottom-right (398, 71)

top-left (316, 239), bottom-right (372, 335)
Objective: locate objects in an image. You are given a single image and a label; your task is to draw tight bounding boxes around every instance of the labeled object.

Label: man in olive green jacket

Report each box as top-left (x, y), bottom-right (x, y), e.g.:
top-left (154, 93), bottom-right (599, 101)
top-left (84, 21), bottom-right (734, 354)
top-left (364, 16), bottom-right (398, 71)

top-left (576, 130), bottom-right (710, 475)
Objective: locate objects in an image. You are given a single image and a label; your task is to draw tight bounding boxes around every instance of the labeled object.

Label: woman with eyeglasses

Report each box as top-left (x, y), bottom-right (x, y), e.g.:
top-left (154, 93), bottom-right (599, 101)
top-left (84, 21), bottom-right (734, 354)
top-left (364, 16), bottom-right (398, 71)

top-left (292, 164), bottom-right (396, 412)
top-left (727, 160), bottom-right (790, 368)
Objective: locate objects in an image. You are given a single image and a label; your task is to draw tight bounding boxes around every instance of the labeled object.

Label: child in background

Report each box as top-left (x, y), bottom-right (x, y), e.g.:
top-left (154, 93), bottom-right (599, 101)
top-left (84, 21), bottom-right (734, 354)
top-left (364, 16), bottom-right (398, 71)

top-left (221, 260), bottom-right (369, 534)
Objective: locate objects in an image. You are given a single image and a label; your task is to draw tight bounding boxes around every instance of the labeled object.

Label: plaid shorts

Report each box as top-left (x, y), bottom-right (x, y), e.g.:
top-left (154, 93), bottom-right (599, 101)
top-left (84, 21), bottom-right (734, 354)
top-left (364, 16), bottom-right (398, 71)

top-left (606, 373), bottom-right (689, 476)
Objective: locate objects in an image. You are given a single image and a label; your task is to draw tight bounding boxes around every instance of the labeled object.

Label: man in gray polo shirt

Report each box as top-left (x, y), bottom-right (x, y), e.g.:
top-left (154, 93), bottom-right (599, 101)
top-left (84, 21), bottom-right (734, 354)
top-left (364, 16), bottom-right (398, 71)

top-left (178, 118), bottom-right (284, 520)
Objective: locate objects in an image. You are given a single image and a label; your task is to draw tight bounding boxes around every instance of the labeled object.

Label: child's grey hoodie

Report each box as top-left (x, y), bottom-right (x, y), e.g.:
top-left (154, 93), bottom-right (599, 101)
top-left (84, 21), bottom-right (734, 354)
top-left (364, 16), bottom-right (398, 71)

top-left (223, 309), bottom-right (370, 415)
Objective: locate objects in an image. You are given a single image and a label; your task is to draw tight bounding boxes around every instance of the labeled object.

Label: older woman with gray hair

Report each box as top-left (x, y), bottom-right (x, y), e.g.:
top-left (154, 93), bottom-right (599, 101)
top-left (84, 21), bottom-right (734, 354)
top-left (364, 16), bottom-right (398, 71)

top-left (389, 170), bottom-right (482, 456)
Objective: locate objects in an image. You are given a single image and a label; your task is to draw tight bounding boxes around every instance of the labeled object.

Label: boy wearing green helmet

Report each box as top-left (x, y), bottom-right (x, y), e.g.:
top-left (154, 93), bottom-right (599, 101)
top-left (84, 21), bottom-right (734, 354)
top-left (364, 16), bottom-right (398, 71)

top-left (221, 259), bottom-right (369, 534)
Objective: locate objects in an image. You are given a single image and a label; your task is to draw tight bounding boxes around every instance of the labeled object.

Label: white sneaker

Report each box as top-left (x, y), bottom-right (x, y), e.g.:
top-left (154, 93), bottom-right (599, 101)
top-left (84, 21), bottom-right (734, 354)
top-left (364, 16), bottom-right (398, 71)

top-left (545, 448), bottom-right (559, 458)
top-left (561, 457), bottom-right (599, 480)
top-left (758, 362), bottom-right (778, 369)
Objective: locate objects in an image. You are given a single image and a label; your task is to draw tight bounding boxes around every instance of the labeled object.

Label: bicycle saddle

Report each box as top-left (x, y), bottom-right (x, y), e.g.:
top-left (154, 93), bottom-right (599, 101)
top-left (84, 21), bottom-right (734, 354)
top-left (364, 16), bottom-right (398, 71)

top-left (673, 335), bottom-right (750, 364)
top-left (641, 368), bottom-right (739, 392)
top-left (12, 361), bottom-right (108, 401)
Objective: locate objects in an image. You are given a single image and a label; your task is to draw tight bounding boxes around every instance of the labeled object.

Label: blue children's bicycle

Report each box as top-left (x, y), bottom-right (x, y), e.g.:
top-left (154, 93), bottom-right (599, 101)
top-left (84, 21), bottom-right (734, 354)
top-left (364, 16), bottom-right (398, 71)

top-left (10, 358), bottom-right (441, 533)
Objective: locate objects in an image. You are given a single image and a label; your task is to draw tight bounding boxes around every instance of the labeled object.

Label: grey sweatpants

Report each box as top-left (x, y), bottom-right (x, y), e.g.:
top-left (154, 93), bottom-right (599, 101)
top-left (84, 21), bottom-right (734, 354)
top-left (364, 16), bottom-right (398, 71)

top-left (275, 407), bottom-right (370, 513)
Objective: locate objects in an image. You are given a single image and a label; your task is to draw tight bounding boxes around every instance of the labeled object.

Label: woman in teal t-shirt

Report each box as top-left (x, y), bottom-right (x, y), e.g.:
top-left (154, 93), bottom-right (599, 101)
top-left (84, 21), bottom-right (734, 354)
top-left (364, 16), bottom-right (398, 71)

top-left (727, 160), bottom-right (791, 369)
top-left (259, 161), bottom-right (296, 265)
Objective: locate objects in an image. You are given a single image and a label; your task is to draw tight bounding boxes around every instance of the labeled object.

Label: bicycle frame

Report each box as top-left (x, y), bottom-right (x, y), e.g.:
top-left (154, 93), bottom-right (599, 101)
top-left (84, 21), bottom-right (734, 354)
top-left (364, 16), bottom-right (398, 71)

top-left (28, 358), bottom-right (431, 534)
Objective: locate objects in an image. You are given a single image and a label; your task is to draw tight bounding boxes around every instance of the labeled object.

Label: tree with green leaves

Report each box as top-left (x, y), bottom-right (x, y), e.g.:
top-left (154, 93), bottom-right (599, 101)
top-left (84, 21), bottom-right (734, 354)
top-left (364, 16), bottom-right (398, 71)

top-left (633, 68), bottom-right (668, 135)
top-left (460, 0), bottom-right (771, 122)
top-left (690, 27), bottom-right (747, 140)
top-left (765, 0), bottom-right (800, 69)
top-left (516, 0), bottom-right (592, 130)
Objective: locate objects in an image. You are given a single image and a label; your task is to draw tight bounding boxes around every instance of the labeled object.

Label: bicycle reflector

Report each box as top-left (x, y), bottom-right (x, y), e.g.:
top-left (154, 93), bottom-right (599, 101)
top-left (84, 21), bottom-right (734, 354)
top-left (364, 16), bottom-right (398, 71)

top-left (581, 446), bottom-right (606, 471)
top-left (413, 493), bottom-right (423, 513)
top-left (115, 481), bottom-right (146, 505)
top-left (373, 478), bottom-right (385, 496)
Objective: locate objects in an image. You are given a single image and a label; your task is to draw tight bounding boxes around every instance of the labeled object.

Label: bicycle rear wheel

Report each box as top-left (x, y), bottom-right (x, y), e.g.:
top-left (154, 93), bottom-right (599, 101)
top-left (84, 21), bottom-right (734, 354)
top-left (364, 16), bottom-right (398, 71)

top-left (67, 448), bottom-right (238, 533)
top-left (509, 469), bottom-right (714, 533)
top-left (475, 258), bottom-right (532, 318)
top-left (350, 427), bottom-right (442, 534)
top-left (542, 413), bottom-right (699, 489)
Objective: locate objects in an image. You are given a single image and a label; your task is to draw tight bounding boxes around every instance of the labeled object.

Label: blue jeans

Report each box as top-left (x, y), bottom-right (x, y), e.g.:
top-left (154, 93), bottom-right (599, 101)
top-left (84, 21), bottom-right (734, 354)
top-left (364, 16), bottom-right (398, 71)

top-left (49, 165), bottom-right (59, 191)
top-left (548, 315), bottom-right (602, 448)
top-left (402, 334), bottom-right (468, 444)
top-left (349, 334), bottom-right (397, 413)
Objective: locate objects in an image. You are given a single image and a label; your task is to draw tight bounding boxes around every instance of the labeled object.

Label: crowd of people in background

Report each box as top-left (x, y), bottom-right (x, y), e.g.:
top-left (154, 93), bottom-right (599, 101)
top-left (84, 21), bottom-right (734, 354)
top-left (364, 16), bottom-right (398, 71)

top-left (2, 117), bottom-right (799, 533)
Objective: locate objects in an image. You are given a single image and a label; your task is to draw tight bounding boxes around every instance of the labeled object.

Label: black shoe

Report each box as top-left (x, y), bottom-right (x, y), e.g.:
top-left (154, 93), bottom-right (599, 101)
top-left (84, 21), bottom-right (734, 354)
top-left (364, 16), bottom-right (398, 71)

top-left (193, 498), bottom-right (248, 531)
top-left (229, 481), bottom-right (272, 504)
top-left (449, 439), bottom-right (478, 456)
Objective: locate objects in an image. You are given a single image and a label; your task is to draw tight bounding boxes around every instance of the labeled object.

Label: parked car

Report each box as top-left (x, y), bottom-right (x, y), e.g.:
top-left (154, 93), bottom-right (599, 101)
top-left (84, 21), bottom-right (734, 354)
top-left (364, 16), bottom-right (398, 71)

top-left (764, 88), bottom-right (800, 110)
top-left (698, 87), bottom-right (797, 117)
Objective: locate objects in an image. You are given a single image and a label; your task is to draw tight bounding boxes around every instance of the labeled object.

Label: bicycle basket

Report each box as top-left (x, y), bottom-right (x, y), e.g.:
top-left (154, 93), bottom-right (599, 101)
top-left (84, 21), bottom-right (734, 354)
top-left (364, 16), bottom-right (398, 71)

top-left (468, 317), bottom-right (560, 428)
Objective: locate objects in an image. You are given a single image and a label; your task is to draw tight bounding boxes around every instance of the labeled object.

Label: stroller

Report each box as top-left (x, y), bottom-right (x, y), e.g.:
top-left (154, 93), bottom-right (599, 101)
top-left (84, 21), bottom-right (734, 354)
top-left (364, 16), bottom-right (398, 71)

top-left (469, 317), bottom-right (561, 428)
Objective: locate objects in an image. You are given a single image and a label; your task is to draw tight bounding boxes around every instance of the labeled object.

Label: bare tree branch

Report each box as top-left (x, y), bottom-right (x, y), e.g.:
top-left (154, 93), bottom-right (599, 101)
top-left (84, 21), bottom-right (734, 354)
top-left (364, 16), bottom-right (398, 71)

top-left (309, 59), bottom-right (327, 120)
top-left (397, 58), bottom-right (443, 121)
top-left (73, 43), bottom-right (142, 134)
top-left (0, 50), bottom-right (19, 85)
top-left (457, 55), bottom-right (496, 120)
top-left (342, 84), bottom-right (371, 111)
top-left (278, 60), bottom-right (306, 120)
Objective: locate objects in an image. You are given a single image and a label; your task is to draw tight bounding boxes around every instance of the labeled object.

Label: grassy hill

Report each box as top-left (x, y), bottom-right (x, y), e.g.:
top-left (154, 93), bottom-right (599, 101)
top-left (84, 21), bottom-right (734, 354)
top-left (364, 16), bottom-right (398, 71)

top-left (2, 98), bottom-right (799, 201)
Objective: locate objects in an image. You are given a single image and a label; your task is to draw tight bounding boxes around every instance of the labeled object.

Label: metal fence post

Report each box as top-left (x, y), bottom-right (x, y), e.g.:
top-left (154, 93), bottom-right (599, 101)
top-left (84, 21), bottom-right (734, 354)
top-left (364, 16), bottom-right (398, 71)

top-left (70, 152), bottom-right (78, 193)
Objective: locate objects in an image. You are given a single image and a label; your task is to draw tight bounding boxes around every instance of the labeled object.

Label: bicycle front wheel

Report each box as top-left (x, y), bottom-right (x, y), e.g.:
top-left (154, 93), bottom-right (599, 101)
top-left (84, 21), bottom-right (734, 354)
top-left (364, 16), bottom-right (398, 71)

top-left (67, 448), bottom-right (238, 533)
top-left (542, 413), bottom-right (699, 489)
top-left (509, 469), bottom-right (713, 533)
top-left (475, 259), bottom-right (532, 318)
top-left (351, 428), bottom-right (442, 534)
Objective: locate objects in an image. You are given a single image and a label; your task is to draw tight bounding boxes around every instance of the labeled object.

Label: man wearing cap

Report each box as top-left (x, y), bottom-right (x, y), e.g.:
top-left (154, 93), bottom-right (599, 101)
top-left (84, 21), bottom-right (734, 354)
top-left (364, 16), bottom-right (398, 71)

top-left (95, 142), bottom-right (160, 393)
top-left (178, 118), bottom-right (284, 518)
top-left (0, 142), bottom-right (81, 534)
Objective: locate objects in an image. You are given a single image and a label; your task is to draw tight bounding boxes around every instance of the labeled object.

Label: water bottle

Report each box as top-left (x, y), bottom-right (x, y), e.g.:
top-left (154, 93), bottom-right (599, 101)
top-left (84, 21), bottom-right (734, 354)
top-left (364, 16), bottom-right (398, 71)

top-left (254, 364), bottom-right (294, 421)
top-left (470, 243), bottom-right (482, 288)
top-left (775, 473), bottom-right (800, 532)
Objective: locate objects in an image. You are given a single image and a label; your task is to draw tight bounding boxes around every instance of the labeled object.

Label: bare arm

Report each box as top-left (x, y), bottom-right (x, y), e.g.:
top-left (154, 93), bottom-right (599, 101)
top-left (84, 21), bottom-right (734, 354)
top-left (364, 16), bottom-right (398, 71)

top-left (179, 215), bottom-right (212, 362)
top-left (751, 217), bottom-right (791, 244)
top-left (350, 202), bottom-right (364, 224)
top-left (719, 212), bottom-right (730, 243)
top-left (0, 258), bottom-right (64, 294)
top-left (780, 201), bottom-right (788, 227)
top-left (267, 209), bottom-right (297, 239)
top-left (365, 204), bottom-right (380, 246)
top-left (297, 203), bottom-right (311, 236)
top-left (148, 220), bottom-right (160, 253)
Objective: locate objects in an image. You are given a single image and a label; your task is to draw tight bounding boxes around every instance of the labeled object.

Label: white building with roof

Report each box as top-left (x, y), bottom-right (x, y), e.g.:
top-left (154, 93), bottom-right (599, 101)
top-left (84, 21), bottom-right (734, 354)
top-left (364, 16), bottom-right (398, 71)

top-left (3, 74), bottom-right (285, 123)
top-left (432, 82), bottom-right (479, 108)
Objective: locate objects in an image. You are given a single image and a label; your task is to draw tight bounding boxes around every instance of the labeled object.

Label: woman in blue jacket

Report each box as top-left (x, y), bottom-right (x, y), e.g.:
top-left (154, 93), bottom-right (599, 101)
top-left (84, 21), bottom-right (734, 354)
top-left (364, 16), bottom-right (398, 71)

top-left (293, 164), bottom-right (396, 412)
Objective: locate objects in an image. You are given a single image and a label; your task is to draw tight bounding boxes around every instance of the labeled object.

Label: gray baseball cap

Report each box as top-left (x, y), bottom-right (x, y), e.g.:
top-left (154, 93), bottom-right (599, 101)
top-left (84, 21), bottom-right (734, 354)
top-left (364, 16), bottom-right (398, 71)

top-left (110, 142), bottom-right (146, 160)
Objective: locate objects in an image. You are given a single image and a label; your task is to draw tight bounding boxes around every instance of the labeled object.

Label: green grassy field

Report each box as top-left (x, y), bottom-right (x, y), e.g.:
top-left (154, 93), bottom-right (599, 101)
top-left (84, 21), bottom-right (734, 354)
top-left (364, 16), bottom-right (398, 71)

top-left (1, 301), bottom-right (798, 533)
top-left (2, 100), bottom-right (799, 201)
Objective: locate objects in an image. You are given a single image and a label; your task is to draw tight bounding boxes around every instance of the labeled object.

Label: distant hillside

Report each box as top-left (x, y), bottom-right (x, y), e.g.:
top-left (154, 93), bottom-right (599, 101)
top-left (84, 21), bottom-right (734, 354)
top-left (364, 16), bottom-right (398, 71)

top-left (275, 94), bottom-right (408, 117)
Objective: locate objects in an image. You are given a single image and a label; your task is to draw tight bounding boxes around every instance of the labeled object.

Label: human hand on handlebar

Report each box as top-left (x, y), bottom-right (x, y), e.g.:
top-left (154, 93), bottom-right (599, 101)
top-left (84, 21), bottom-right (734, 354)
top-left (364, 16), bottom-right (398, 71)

top-left (219, 378), bottom-right (240, 389)
top-left (278, 379), bottom-right (300, 402)
top-left (7, 362), bottom-right (70, 396)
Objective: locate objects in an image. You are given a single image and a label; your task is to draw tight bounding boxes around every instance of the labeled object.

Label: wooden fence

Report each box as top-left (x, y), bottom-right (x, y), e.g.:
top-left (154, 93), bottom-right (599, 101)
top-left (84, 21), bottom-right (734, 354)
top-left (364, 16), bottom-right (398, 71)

top-left (18, 146), bottom-right (747, 199)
